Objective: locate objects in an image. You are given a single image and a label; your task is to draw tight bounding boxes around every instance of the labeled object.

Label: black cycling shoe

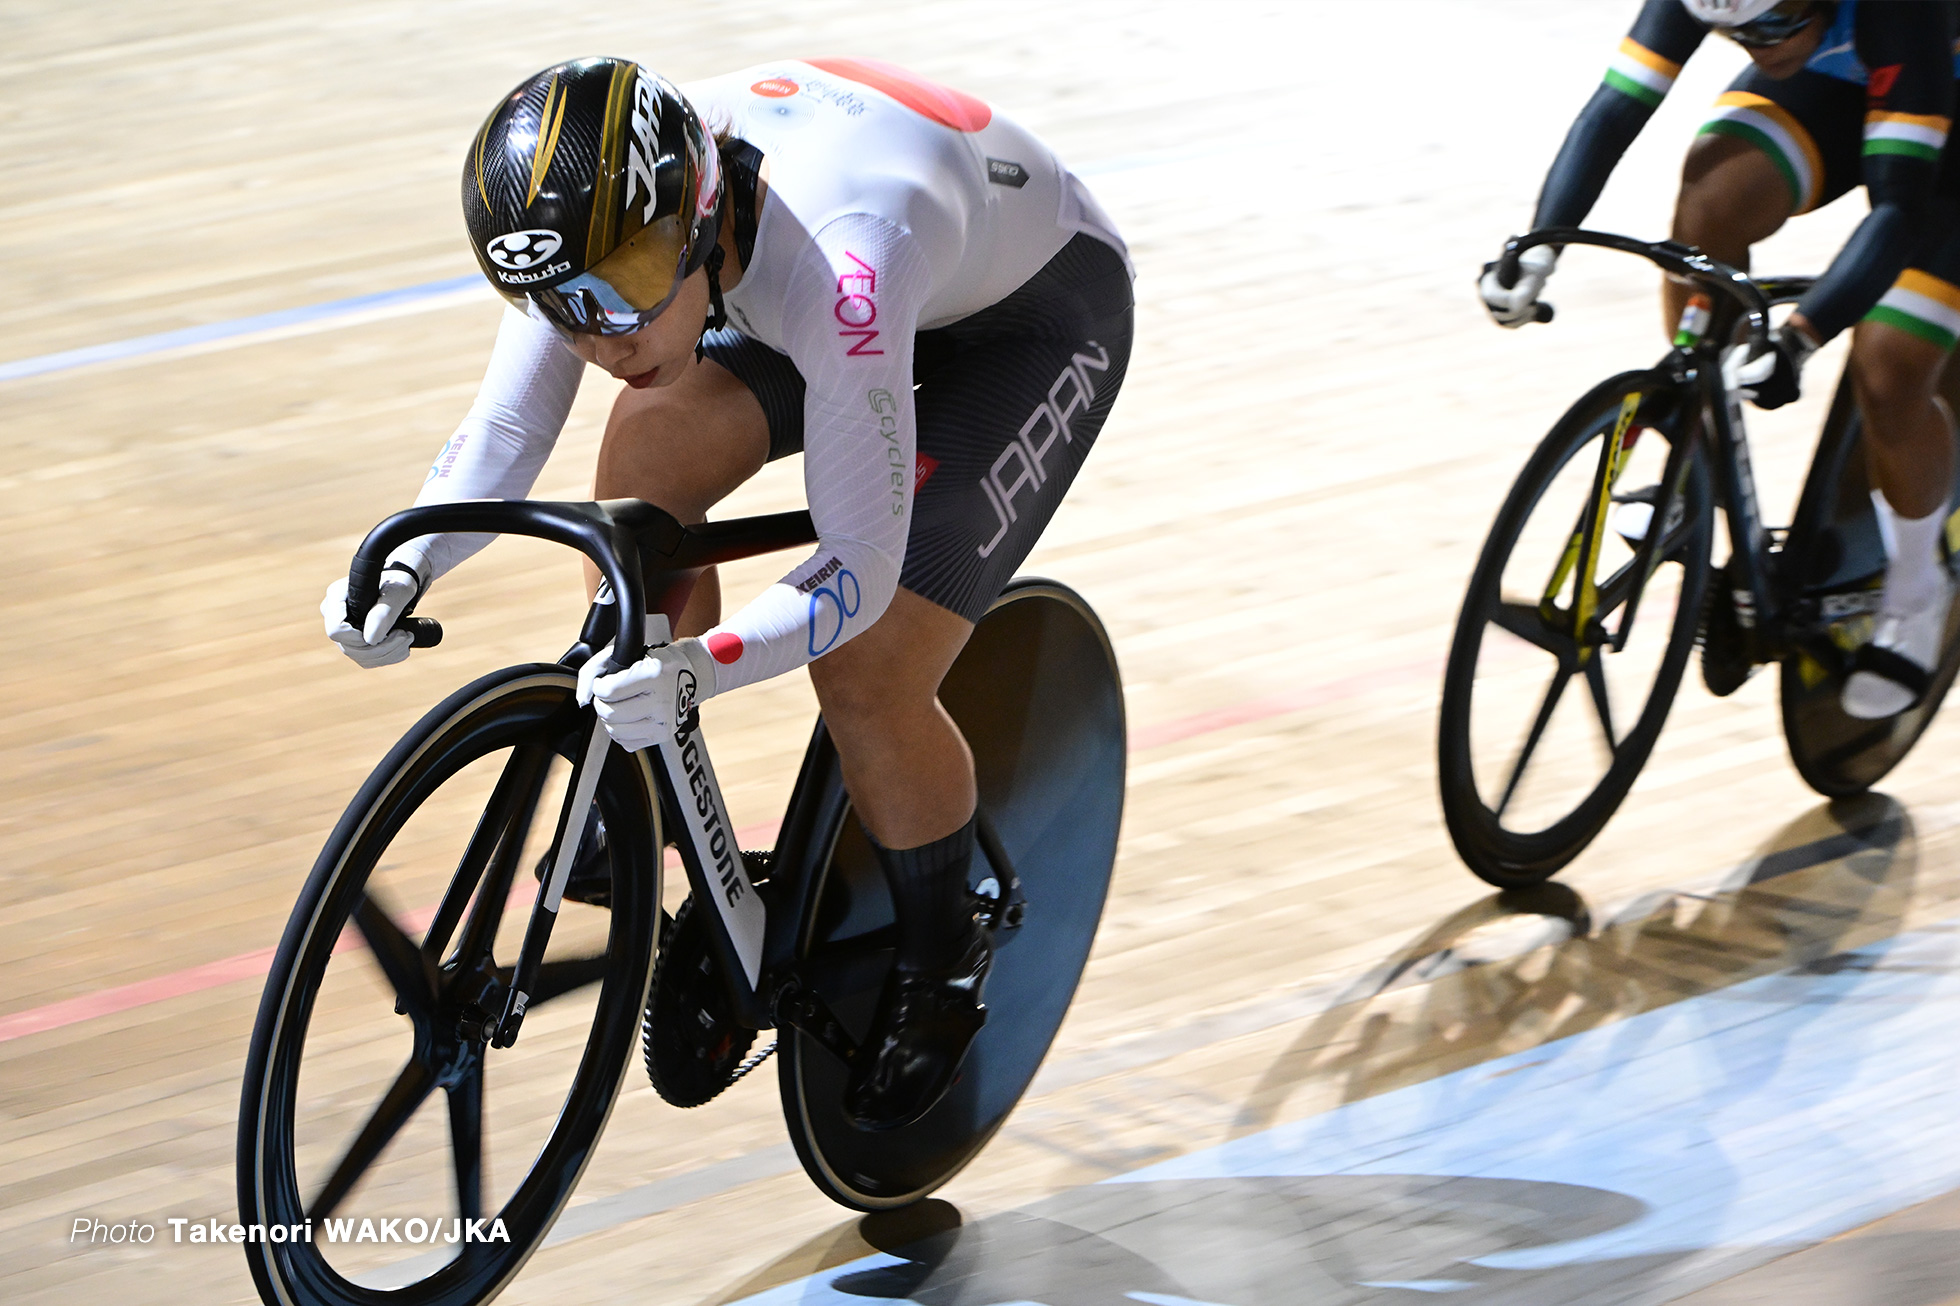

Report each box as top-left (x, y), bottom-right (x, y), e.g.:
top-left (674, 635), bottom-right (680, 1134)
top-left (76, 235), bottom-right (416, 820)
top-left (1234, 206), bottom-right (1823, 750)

top-left (844, 926), bottom-right (992, 1131)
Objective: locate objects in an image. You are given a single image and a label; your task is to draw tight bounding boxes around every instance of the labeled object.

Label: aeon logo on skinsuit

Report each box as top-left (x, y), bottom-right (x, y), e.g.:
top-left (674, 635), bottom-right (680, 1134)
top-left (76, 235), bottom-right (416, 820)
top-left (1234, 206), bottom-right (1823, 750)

top-left (976, 343), bottom-right (1113, 557)
top-left (486, 229), bottom-right (563, 270)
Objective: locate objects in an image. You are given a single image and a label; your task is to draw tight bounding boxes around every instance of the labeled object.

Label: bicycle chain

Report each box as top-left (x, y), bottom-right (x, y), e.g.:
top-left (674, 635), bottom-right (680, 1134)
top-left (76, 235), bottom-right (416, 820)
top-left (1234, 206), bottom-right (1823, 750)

top-left (723, 1038), bottom-right (777, 1088)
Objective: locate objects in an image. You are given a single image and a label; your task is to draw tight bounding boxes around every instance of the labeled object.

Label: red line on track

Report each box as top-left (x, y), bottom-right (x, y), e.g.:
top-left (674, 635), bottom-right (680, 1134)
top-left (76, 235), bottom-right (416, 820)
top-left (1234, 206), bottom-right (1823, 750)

top-left (0, 655), bottom-right (1441, 1045)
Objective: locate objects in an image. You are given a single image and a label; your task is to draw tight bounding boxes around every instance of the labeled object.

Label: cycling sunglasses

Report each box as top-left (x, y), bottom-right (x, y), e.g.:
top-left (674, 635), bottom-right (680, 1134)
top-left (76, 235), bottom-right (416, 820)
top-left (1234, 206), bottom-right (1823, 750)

top-left (500, 214), bottom-right (695, 337)
top-left (1719, 1), bottom-right (1821, 49)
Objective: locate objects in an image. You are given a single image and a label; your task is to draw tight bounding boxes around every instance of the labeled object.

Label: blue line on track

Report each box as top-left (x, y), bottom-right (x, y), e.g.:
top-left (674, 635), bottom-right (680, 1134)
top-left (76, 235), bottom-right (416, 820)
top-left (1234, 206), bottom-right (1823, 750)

top-left (729, 920), bottom-right (1960, 1304)
top-left (0, 147), bottom-right (1184, 387)
top-left (0, 274), bottom-right (484, 384)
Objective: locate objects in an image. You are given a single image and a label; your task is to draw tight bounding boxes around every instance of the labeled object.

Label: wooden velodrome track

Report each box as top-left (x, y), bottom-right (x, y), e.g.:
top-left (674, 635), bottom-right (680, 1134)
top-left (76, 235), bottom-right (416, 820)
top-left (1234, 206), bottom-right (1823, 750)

top-left (8, 1), bottom-right (1960, 1302)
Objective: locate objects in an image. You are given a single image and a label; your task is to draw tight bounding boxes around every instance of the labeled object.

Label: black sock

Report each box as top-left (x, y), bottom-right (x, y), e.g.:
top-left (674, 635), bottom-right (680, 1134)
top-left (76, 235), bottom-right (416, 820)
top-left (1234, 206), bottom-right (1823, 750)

top-left (871, 815), bottom-right (977, 970)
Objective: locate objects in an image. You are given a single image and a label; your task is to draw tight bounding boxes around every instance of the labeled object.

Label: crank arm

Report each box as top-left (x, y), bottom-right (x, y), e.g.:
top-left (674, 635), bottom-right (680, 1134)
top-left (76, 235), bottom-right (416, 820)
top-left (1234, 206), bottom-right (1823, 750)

top-left (774, 984), bottom-right (860, 1065)
top-left (973, 808), bottom-right (1026, 931)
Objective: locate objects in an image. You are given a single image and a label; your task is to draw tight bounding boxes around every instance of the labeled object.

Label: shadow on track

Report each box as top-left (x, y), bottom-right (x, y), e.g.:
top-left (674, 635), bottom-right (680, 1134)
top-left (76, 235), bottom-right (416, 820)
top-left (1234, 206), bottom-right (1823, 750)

top-left (1233, 792), bottom-right (1917, 1138)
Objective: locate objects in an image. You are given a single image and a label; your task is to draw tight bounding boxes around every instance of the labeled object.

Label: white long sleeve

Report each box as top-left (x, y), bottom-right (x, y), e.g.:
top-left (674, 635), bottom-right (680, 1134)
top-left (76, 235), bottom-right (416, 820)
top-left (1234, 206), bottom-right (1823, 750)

top-left (699, 215), bottom-right (931, 691)
top-left (390, 307), bottom-right (583, 583)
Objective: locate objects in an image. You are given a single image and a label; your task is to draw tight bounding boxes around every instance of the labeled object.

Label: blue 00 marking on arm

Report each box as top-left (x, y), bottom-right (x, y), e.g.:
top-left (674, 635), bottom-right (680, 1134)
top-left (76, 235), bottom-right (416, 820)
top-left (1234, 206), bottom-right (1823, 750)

top-left (806, 568), bottom-right (861, 657)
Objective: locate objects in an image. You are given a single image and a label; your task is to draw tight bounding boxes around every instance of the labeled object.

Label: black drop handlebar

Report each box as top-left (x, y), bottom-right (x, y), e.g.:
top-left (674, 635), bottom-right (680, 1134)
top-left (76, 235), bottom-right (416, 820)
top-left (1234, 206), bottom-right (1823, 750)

top-left (345, 499), bottom-right (817, 676)
top-left (1498, 227), bottom-right (1774, 351)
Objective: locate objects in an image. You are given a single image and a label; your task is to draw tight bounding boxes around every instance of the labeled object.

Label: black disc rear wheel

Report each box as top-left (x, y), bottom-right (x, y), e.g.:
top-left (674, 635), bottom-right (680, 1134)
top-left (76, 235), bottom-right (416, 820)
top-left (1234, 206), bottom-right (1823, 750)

top-left (237, 666), bottom-right (661, 1306)
top-left (1439, 371), bottom-right (1711, 887)
top-left (778, 579), bottom-right (1126, 1209)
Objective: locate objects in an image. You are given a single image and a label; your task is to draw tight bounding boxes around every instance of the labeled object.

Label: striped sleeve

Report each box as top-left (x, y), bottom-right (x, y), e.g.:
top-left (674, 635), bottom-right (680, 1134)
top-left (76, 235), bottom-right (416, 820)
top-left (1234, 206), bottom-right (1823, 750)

top-left (1603, 38), bottom-right (1682, 109)
top-left (1867, 271), bottom-right (1960, 351)
top-left (1864, 110), bottom-right (1950, 164)
top-left (1531, 0), bottom-right (1706, 230)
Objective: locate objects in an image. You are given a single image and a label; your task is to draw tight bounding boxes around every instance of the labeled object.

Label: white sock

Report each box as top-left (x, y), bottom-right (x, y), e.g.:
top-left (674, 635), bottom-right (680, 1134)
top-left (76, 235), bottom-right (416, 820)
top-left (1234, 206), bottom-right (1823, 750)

top-left (1874, 488), bottom-right (1949, 616)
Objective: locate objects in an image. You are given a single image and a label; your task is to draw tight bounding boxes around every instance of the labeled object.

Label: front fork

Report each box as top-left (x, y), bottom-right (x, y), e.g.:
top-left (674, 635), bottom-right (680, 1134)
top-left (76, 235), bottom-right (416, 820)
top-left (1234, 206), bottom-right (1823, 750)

top-left (1557, 391), bottom-right (1645, 662)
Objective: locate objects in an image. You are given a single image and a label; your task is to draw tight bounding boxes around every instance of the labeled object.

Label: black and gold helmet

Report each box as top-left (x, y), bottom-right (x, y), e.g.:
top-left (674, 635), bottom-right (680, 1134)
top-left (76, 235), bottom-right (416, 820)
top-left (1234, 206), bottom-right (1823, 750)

top-left (463, 58), bottom-right (723, 335)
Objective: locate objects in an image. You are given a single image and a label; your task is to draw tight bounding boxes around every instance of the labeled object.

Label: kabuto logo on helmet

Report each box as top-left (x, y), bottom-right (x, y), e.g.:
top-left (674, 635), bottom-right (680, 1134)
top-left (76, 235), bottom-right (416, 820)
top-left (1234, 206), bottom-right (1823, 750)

top-left (485, 229), bottom-right (564, 271)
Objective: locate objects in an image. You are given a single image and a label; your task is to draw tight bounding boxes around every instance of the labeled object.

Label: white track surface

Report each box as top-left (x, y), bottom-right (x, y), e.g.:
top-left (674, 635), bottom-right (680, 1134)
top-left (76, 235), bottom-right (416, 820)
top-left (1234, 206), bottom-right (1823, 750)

top-left (5, 4), bottom-right (1959, 1304)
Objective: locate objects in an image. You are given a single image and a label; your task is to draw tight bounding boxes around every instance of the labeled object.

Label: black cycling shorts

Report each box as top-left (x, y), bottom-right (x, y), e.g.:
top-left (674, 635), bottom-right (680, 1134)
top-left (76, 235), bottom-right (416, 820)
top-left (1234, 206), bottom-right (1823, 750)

top-left (1700, 67), bottom-right (1960, 332)
top-left (698, 232), bottom-right (1134, 623)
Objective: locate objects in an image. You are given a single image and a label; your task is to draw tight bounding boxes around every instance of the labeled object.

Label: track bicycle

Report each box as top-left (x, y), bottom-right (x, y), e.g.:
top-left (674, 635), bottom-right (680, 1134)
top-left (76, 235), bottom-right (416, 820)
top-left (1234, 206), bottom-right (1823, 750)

top-left (1439, 228), bottom-right (1960, 888)
top-left (236, 498), bottom-right (1126, 1305)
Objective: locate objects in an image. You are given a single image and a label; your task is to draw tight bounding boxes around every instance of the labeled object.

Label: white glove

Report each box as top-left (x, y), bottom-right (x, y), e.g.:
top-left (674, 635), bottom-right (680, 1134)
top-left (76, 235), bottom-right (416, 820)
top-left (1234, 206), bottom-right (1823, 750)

top-left (321, 566), bottom-right (422, 669)
top-left (1721, 324), bottom-right (1814, 410)
top-left (576, 637), bottom-right (720, 753)
top-left (1480, 245), bottom-right (1558, 328)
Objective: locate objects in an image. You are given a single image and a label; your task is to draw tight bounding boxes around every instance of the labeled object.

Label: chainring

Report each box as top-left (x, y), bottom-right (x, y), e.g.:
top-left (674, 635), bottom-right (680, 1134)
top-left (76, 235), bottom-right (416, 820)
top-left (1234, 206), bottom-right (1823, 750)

top-left (643, 895), bottom-right (759, 1108)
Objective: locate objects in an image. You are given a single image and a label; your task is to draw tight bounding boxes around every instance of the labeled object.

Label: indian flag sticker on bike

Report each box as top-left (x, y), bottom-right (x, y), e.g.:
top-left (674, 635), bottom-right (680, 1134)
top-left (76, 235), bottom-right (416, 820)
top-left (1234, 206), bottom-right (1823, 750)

top-left (1867, 270), bottom-right (1960, 351)
top-left (1603, 39), bottom-right (1679, 109)
top-left (1863, 110), bottom-right (1949, 163)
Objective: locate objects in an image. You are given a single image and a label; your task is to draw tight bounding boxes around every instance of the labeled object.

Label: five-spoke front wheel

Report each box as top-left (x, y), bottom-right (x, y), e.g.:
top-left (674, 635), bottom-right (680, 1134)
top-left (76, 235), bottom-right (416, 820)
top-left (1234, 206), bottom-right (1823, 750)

top-left (1438, 371), bottom-right (1711, 887)
top-left (237, 666), bottom-right (661, 1306)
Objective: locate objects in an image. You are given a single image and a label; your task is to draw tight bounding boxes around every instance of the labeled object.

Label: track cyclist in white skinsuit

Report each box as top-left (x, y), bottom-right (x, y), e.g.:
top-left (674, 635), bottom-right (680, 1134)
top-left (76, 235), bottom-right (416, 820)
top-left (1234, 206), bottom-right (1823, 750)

top-left (1482, 0), bottom-right (1960, 718)
top-left (318, 56), bottom-right (1135, 1130)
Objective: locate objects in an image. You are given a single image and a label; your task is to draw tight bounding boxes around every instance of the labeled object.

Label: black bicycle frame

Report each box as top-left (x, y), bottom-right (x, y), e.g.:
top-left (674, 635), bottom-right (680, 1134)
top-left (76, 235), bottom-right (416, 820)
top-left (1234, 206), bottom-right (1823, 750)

top-left (345, 498), bottom-right (1007, 1058)
top-left (347, 499), bottom-right (823, 1039)
top-left (1500, 229), bottom-right (1799, 652)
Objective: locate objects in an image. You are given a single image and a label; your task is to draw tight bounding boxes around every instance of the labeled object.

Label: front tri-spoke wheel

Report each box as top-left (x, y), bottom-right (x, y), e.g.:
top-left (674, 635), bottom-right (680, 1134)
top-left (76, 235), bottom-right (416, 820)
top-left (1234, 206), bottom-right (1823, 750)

top-left (238, 666), bottom-right (661, 1306)
top-left (1439, 371), bottom-right (1711, 887)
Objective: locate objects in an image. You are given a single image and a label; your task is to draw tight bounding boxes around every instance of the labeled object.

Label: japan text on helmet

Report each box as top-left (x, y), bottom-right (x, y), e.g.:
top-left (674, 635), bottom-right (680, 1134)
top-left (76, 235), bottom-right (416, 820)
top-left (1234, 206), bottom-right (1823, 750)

top-left (463, 58), bottom-right (723, 335)
top-left (1681, 0), bottom-right (1824, 46)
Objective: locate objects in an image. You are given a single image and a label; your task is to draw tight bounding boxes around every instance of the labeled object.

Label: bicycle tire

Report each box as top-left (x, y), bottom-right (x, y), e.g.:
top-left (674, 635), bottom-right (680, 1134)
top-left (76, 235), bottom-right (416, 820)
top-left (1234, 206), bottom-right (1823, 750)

top-left (1439, 370), bottom-right (1712, 887)
top-left (1779, 374), bottom-right (1960, 795)
top-left (777, 579), bottom-right (1126, 1210)
top-left (237, 665), bottom-right (661, 1306)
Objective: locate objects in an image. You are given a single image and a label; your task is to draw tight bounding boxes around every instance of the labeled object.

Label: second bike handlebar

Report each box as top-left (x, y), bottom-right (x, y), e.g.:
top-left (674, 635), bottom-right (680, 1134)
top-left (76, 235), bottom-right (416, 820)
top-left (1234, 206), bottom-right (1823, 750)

top-left (344, 499), bottom-right (817, 676)
top-left (1498, 227), bottom-right (1773, 351)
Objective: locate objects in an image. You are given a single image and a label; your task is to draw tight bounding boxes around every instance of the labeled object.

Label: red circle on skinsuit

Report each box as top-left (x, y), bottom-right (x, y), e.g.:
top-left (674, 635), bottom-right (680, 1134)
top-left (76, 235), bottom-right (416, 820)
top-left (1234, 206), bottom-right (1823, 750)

top-left (751, 78), bottom-right (799, 98)
top-left (707, 632), bottom-right (745, 664)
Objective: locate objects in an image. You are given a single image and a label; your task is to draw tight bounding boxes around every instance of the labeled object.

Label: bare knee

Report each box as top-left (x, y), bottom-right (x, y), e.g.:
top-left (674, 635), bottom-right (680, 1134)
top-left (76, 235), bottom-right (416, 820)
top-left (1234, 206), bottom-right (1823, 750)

top-left (1852, 326), bottom-right (1947, 436)
top-left (593, 358), bottom-right (769, 520)
top-left (1672, 135), bottom-right (1792, 258)
top-left (808, 648), bottom-right (894, 728)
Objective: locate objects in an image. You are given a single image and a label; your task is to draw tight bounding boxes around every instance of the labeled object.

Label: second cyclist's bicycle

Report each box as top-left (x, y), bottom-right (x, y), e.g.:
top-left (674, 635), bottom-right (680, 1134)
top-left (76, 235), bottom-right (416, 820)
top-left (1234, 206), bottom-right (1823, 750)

top-left (1440, 228), bottom-right (1960, 887)
top-left (236, 498), bottom-right (1126, 1305)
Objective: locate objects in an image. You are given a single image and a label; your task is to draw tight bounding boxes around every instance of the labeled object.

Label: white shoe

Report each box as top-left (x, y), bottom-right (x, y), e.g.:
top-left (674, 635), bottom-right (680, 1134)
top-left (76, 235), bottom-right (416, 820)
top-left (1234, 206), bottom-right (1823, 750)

top-left (1842, 573), bottom-right (1954, 719)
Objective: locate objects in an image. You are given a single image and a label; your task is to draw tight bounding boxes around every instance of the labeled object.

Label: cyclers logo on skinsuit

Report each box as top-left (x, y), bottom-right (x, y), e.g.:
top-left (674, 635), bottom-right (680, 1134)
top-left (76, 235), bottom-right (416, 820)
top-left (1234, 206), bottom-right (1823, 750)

top-left (486, 229), bottom-right (563, 270)
top-left (976, 342), bottom-right (1113, 557)
top-left (868, 390), bottom-right (906, 517)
